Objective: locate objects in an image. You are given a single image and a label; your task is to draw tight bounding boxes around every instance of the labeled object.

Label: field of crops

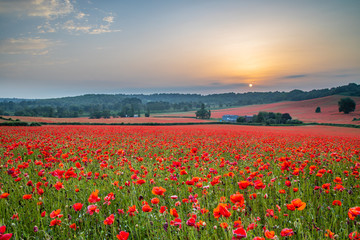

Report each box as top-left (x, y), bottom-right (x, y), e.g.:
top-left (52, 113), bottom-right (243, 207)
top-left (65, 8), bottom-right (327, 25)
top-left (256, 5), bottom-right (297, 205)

top-left (0, 125), bottom-right (359, 240)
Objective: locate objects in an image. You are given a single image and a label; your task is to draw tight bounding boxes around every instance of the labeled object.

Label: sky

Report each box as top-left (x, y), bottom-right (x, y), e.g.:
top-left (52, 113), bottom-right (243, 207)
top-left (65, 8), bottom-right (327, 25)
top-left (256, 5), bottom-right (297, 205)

top-left (0, 0), bottom-right (359, 99)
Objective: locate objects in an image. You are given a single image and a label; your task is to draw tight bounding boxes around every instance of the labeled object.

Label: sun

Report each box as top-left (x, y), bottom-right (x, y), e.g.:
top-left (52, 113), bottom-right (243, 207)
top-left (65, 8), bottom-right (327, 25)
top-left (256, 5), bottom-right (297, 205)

top-left (249, 83), bottom-right (253, 87)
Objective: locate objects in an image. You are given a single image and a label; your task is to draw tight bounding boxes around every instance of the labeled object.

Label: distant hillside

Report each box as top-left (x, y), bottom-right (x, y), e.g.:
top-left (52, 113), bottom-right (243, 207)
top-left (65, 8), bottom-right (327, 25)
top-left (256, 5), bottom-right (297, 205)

top-left (167, 95), bottom-right (360, 125)
top-left (0, 83), bottom-right (359, 118)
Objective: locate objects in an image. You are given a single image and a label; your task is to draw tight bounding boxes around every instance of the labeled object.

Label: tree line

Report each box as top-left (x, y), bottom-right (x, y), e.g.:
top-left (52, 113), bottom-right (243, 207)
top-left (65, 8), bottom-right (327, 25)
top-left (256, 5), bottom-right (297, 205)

top-left (0, 83), bottom-right (358, 118)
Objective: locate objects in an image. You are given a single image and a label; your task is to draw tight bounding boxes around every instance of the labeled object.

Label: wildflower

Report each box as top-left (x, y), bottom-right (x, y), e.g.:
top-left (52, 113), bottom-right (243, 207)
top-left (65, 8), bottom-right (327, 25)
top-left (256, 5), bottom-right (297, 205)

top-left (170, 208), bottom-right (179, 218)
top-left (49, 219), bottom-right (61, 226)
top-left (348, 207), bottom-right (360, 220)
top-left (88, 190), bottom-right (101, 203)
top-left (287, 198), bottom-right (306, 211)
top-left (152, 187), bottom-right (166, 196)
top-left (280, 228), bottom-right (294, 237)
top-left (54, 182), bottom-right (64, 190)
top-left (0, 193), bottom-right (9, 199)
top-left (0, 225), bottom-right (12, 240)
top-left (186, 216), bottom-right (196, 227)
top-left (87, 205), bottom-right (99, 215)
top-left (170, 218), bottom-right (182, 229)
top-left (249, 193), bottom-right (257, 200)
top-left (73, 203), bottom-right (83, 211)
top-left (332, 200), bottom-right (341, 206)
top-left (151, 198), bottom-right (160, 204)
top-left (159, 206), bottom-right (167, 214)
top-left (127, 205), bottom-right (138, 217)
top-left (325, 229), bottom-right (335, 239)
top-left (220, 222), bottom-right (228, 229)
top-left (265, 230), bottom-right (275, 239)
top-left (349, 231), bottom-right (360, 240)
top-left (104, 214), bottom-right (114, 225)
top-left (232, 227), bottom-right (247, 239)
top-left (69, 223), bottom-right (76, 230)
top-left (23, 194), bottom-right (32, 200)
top-left (142, 204), bottom-right (153, 212)
top-left (230, 193), bottom-right (245, 206)
top-left (246, 223), bottom-right (257, 231)
top-left (238, 181), bottom-right (250, 190)
top-left (117, 231), bottom-right (130, 240)
top-left (50, 209), bottom-right (62, 219)
top-left (213, 203), bottom-right (231, 219)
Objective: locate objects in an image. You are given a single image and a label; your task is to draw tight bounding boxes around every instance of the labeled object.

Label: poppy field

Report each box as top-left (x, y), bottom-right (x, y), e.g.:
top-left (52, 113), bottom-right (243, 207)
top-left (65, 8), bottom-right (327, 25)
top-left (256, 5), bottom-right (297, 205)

top-left (0, 125), bottom-right (359, 240)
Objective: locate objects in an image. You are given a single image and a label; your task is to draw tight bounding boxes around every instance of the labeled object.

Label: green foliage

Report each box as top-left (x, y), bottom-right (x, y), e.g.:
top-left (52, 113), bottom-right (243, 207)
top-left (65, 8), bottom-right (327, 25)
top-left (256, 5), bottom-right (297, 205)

top-left (315, 106), bottom-right (321, 113)
top-left (195, 103), bottom-right (211, 119)
top-left (1, 83), bottom-right (359, 118)
top-left (248, 111), bottom-right (300, 125)
top-left (236, 116), bottom-right (245, 123)
top-left (338, 97), bottom-right (356, 114)
top-left (0, 121), bottom-right (29, 126)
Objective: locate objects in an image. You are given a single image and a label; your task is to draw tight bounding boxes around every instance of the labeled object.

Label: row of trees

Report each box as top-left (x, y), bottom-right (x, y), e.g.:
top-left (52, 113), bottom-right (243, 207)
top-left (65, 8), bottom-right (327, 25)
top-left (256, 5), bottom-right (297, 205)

top-left (1, 83), bottom-right (359, 118)
top-left (237, 112), bottom-right (303, 125)
top-left (0, 97), bottom-right (206, 118)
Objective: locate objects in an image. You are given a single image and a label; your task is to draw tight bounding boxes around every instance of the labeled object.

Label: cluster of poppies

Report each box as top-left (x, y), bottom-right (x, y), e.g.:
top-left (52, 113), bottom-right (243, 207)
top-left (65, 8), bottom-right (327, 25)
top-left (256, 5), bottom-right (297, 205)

top-left (0, 125), bottom-right (359, 239)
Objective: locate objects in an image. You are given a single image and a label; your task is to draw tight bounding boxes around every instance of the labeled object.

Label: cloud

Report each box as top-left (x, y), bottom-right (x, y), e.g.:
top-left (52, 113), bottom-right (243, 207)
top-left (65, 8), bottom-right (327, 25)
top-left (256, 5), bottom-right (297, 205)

top-left (0, 0), bottom-right (73, 19)
top-left (1, 0), bottom-right (120, 35)
top-left (61, 19), bottom-right (120, 35)
top-left (283, 74), bottom-right (307, 79)
top-left (0, 38), bottom-right (54, 55)
top-left (28, 0), bottom-right (74, 19)
top-left (76, 12), bottom-right (87, 19)
top-left (103, 16), bottom-right (114, 24)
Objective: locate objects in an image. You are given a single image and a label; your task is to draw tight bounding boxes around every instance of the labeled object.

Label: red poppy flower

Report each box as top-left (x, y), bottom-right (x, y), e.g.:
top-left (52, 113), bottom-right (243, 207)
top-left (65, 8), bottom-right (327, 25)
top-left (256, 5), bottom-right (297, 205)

top-left (50, 209), bottom-right (62, 219)
top-left (104, 214), bottom-right (114, 225)
top-left (54, 182), bottom-right (64, 190)
top-left (280, 228), bottom-right (294, 237)
top-left (73, 203), bottom-right (83, 211)
top-left (170, 208), bottom-right (179, 218)
top-left (117, 231), bottom-right (129, 240)
top-left (49, 219), bottom-right (61, 226)
top-left (349, 231), bottom-right (360, 240)
top-left (151, 198), bottom-right (160, 204)
top-left (286, 198), bottom-right (306, 211)
top-left (142, 204), bottom-right (152, 212)
top-left (230, 193), bottom-right (245, 206)
top-left (0, 225), bottom-right (12, 240)
top-left (232, 227), bottom-right (247, 239)
top-left (152, 187), bottom-right (166, 196)
top-left (0, 193), bottom-right (9, 199)
top-left (88, 190), bottom-right (101, 203)
top-left (22, 194), bottom-right (32, 200)
top-left (265, 230), bottom-right (275, 239)
top-left (69, 223), bottom-right (76, 230)
top-left (348, 207), bottom-right (360, 220)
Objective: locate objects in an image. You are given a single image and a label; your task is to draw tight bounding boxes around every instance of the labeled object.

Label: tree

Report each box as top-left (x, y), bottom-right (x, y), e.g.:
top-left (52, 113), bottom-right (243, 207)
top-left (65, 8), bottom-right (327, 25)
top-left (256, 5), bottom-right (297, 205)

top-left (315, 106), bottom-right (321, 113)
top-left (280, 113), bottom-right (292, 124)
top-left (195, 103), bottom-right (211, 119)
top-left (338, 97), bottom-right (356, 114)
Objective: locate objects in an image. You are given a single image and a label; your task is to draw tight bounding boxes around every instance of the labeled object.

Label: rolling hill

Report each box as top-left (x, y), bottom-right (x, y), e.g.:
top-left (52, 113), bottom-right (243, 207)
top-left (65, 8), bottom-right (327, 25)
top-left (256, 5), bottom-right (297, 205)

top-left (158, 95), bottom-right (360, 125)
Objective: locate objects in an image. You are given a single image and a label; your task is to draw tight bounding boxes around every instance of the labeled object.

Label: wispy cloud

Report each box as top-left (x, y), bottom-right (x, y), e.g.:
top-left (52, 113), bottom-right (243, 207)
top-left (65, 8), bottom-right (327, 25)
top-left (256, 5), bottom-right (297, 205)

top-left (0, 37), bottom-right (55, 55)
top-left (283, 74), bottom-right (307, 79)
top-left (0, 0), bottom-right (120, 35)
top-left (0, 0), bottom-right (73, 19)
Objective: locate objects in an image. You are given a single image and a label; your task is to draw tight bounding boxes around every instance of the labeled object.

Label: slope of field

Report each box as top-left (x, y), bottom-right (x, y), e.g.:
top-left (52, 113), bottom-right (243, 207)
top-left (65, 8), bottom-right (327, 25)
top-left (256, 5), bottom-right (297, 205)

top-left (158, 95), bottom-right (360, 124)
top-left (6, 116), bottom-right (213, 124)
